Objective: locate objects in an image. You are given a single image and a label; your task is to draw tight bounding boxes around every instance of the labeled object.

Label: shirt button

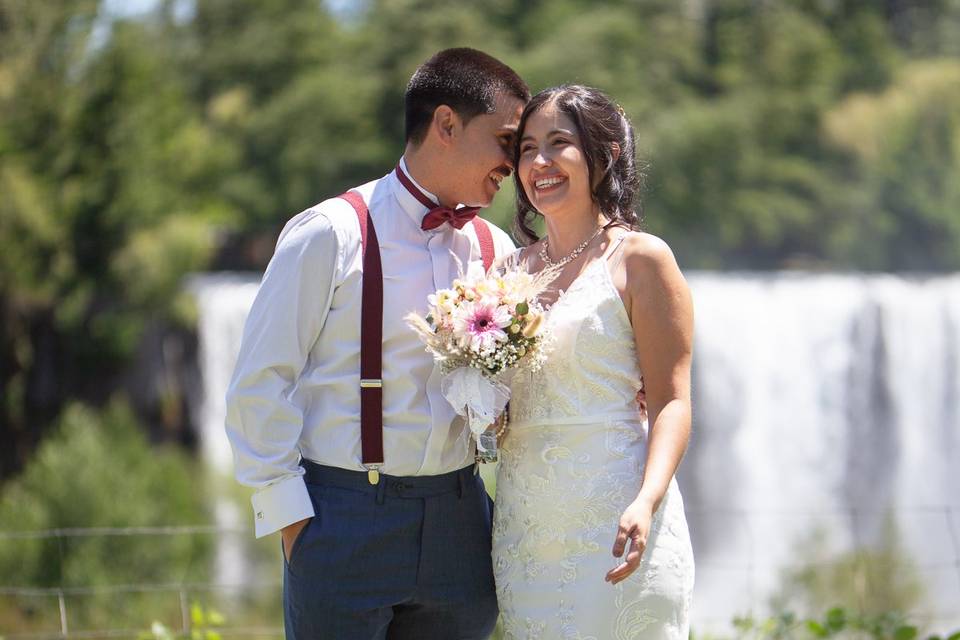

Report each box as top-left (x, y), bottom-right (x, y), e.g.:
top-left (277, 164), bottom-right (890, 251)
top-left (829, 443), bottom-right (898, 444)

top-left (256, 511), bottom-right (264, 520)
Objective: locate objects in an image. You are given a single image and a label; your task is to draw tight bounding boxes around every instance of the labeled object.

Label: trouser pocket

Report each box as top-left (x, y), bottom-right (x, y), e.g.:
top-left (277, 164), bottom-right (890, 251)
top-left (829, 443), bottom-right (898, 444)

top-left (284, 517), bottom-right (311, 568)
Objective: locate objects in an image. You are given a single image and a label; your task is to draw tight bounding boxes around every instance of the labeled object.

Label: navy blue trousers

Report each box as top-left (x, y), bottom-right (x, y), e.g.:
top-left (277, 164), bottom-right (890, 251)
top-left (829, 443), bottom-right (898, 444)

top-left (283, 461), bottom-right (498, 640)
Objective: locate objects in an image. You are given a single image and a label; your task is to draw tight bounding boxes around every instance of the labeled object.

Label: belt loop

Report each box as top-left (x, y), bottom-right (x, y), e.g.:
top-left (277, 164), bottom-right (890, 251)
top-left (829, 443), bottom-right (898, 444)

top-left (457, 468), bottom-right (464, 499)
top-left (375, 474), bottom-right (386, 505)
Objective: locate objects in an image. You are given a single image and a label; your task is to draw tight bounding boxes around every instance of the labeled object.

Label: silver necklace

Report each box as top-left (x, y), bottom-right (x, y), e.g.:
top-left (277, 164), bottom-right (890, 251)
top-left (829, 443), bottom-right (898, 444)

top-left (539, 226), bottom-right (605, 268)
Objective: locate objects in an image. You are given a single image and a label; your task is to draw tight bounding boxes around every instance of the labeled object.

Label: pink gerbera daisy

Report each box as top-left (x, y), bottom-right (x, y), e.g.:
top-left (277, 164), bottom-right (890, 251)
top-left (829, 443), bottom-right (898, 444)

top-left (453, 300), bottom-right (512, 353)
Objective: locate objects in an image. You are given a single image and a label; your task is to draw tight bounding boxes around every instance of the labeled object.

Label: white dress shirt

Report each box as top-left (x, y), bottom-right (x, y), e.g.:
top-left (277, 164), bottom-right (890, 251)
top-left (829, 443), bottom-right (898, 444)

top-left (225, 159), bottom-right (516, 537)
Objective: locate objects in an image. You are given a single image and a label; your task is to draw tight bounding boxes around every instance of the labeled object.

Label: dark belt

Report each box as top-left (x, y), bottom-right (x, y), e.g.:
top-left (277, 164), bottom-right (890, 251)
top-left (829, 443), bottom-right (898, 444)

top-left (302, 459), bottom-right (476, 502)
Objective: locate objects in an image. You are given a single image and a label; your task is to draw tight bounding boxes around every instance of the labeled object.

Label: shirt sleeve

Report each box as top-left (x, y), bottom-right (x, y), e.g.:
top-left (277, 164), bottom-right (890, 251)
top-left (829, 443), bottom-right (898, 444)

top-left (225, 207), bottom-right (343, 538)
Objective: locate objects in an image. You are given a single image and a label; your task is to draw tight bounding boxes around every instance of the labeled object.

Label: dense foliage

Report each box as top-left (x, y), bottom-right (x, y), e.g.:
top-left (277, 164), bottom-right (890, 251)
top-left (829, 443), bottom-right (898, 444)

top-left (0, 399), bottom-right (212, 631)
top-left (723, 607), bottom-right (960, 640)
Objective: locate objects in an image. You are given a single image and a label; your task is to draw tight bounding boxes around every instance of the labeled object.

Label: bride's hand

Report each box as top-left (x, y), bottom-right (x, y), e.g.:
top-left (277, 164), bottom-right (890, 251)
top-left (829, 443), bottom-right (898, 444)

top-left (605, 496), bottom-right (655, 585)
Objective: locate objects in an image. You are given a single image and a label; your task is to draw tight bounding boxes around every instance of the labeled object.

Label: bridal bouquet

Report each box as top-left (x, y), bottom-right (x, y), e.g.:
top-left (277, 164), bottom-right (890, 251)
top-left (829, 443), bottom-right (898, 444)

top-left (406, 260), bottom-right (555, 462)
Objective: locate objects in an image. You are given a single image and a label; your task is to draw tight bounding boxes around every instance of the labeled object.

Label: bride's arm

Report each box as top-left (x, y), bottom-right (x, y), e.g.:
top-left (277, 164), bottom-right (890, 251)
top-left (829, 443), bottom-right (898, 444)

top-left (606, 231), bottom-right (693, 585)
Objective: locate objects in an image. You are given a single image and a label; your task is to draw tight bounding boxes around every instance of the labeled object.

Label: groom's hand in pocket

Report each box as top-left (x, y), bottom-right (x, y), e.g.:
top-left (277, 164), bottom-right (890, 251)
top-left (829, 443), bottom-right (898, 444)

top-left (281, 518), bottom-right (311, 562)
top-left (605, 497), bottom-right (654, 585)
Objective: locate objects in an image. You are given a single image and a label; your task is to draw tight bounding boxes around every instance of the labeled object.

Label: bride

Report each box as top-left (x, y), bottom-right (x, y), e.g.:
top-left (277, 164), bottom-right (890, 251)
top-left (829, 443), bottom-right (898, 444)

top-left (492, 85), bottom-right (695, 639)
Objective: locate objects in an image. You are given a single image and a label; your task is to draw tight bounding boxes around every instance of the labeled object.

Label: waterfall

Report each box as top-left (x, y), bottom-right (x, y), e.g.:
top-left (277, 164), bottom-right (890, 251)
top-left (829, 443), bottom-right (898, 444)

top-left (189, 271), bottom-right (960, 631)
top-left (681, 272), bottom-right (960, 628)
top-left (190, 273), bottom-right (262, 477)
top-left (187, 273), bottom-right (262, 587)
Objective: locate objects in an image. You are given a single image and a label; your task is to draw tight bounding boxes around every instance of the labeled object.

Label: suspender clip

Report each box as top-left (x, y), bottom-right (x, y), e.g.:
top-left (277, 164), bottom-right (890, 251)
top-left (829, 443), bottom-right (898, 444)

top-left (365, 464), bottom-right (383, 485)
top-left (360, 379), bottom-right (383, 388)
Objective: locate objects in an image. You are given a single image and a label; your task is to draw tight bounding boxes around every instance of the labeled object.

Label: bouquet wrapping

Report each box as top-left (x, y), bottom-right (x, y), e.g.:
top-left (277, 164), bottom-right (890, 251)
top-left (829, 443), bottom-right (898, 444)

top-left (406, 259), bottom-right (555, 461)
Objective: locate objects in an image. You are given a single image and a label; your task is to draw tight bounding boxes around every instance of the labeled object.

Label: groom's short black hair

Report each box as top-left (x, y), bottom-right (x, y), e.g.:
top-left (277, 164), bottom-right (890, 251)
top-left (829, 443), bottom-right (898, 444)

top-left (405, 48), bottom-right (530, 146)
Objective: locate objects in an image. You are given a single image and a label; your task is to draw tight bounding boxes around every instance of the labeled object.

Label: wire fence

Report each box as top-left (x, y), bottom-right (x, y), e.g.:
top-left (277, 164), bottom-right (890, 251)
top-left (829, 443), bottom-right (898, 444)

top-left (682, 503), bottom-right (960, 589)
top-left (1, 506), bottom-right (959, 639)
top-left (679, 504), bottom-right (960, 633)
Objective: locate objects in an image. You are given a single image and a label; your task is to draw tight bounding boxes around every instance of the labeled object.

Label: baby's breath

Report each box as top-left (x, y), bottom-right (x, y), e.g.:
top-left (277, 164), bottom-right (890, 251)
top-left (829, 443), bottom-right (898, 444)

top-left (405, 261), bottom-right (554, 381)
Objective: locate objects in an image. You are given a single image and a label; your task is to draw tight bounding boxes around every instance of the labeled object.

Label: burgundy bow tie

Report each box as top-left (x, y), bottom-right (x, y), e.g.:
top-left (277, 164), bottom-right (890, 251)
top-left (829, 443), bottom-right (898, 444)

top-left (395, 164), bottom-right (481, 231)
top-left (420, 205), bottom-right (481, 230)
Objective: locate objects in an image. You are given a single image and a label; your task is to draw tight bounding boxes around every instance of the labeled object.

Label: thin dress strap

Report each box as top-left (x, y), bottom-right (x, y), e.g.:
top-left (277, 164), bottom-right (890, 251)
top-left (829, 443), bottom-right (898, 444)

top-left (601, 233), bottom-right (632, 300)
top-left (497, 247), bottom-right (526, 272)
top-left (605, 233), bottom-right (630, 266)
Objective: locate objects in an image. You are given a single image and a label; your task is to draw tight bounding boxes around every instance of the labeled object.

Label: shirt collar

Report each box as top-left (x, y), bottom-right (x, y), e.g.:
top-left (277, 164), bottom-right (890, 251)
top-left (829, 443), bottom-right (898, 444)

top-left (392, 157), bottom-right (442, 230)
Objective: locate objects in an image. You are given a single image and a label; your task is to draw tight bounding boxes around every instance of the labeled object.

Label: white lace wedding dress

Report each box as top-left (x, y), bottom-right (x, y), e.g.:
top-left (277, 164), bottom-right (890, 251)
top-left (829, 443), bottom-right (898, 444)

top-left (492, 255), bottom-right (695, 639)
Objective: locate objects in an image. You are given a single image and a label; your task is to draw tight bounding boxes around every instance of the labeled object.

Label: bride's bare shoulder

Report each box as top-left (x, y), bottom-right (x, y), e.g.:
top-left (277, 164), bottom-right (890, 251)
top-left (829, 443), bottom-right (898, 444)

top-left (617, 231), bottom-right (689, 302)
top-left (618, 231), bottom-right (676, 266)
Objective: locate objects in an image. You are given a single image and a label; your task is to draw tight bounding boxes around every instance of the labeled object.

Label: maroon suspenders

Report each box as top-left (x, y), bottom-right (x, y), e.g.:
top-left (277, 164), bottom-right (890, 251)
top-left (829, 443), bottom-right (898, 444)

top-left (338, 191), bottom-right (385, 484)
top-left (337, 191), bottom-right (495, 484)
top-left (472, 215), bottom-right (495, 273)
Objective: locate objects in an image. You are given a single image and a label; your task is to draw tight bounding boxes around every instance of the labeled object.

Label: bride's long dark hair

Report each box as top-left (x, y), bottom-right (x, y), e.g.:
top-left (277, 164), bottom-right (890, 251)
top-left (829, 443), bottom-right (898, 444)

top-left (512, 85), bottom-right (645, 246)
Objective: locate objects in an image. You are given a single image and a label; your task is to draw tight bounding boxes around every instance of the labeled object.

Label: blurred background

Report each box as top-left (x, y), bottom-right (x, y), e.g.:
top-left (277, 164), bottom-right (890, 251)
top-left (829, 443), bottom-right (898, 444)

top-left (1, 0), bottom-right (959, 638)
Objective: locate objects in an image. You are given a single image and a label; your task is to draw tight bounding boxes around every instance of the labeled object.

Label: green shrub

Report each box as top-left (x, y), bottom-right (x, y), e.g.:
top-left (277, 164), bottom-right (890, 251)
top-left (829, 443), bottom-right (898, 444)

top-left (723, 607), bottom-right (960, 640)
top-left (0, 398), bottom-right (213, 632)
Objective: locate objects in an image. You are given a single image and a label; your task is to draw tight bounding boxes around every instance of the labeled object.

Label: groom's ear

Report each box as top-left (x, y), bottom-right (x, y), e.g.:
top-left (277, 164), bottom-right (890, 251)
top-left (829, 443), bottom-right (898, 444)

top-left (431, 105), bottom-right (460, 147)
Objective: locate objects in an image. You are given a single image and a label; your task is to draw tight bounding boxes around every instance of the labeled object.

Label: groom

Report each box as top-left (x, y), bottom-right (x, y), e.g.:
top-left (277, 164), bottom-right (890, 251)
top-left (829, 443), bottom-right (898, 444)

top-left (225, 48), bottom-right (528, 639)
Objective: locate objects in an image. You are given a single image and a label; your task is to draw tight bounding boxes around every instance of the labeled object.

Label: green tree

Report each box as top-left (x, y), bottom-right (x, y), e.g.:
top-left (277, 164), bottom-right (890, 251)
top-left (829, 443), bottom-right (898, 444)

top-left (1, 2), bottom-right (234, 477)
top-left (0, 399), bottom-right (211, 631)
top-left (824, 60), bottom-right (960, 269)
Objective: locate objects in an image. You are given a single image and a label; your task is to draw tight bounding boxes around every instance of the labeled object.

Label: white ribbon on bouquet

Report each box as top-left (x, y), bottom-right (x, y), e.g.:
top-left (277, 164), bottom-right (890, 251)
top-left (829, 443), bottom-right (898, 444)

top-left (440, 367), bottom-right (510, 453)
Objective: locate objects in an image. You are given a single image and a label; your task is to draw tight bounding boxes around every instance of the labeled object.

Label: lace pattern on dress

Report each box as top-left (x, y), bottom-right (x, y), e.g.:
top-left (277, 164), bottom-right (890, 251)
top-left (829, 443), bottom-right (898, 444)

top-left (493, 256), bottom-right (694, 639)
top-left (510, 260), bottom-right (643, 426)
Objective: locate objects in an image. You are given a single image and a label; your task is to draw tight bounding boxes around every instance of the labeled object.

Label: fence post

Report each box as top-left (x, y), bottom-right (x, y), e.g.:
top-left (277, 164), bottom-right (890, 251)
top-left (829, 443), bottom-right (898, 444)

top-left (57, 589), bottom-right (68, 637)
top-left (180, 589), bottom-right (191, 636)
top-left (56, 529), bottom-right (68, 637)
top-left (742, 507), bottom-right (756, 616)
top-left (944, 506), bottom-right (960, 595)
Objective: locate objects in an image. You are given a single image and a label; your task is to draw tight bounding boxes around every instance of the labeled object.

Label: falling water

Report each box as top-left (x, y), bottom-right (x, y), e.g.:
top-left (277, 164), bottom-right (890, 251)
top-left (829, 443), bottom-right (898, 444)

top-left (681, 272), bottom-right (960, 629)
top-left (189, 271), bottom-right (960, 631)
top-left (188, 273), bottom-right (262, 587)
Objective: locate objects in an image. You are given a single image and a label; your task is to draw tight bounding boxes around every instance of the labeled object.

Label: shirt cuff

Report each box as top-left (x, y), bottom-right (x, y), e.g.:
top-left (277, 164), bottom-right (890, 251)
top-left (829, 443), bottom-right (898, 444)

top-left (250, 475), bottom-right (314, 538)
